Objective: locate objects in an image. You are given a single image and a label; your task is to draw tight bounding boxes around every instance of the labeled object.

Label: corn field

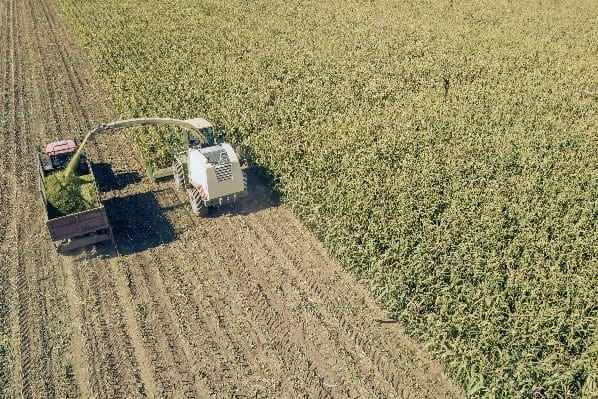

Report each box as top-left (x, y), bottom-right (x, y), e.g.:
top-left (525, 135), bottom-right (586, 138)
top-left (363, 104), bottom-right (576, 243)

top-left (54, 0), bottom-right (597, 397)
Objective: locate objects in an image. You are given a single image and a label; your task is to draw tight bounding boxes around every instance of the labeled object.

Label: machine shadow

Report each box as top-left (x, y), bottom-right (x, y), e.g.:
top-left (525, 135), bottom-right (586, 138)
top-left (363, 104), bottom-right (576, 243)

top-left (92, 163), bottom-right (141, 191)
top-left (205, 167), bottom-right (281, 218)
top-left (102, 192), bottom-right (177, 256)
top-left (79, 165), bottom-right (279, 257)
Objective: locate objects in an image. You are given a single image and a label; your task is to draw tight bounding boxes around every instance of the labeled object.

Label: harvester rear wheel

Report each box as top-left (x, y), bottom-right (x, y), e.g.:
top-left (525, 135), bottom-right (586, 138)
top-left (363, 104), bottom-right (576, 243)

top-left (188, 188), bottom-right (208, 217)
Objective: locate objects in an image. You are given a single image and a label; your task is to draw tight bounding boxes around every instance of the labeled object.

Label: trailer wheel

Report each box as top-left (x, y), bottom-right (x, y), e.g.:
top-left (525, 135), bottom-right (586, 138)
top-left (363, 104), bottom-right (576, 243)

top-left (173, 159), bottom-right (185, 190)
top-left (188, 188), bottom-right (208, 217)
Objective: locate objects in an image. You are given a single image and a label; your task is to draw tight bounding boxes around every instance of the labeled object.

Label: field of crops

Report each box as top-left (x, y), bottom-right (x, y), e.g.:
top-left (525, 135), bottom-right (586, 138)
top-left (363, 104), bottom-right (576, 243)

top-left (52, 0), bottom-right (597, 397)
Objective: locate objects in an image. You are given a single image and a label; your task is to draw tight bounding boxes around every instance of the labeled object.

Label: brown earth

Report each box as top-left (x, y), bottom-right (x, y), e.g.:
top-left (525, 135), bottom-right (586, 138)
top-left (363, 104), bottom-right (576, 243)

top-left (0, 0), bottom-right (464, 397)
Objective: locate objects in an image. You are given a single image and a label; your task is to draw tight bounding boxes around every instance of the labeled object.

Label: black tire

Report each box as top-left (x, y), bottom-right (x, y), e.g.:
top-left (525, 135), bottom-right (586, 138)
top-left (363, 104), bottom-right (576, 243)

top-left (173, 160), bottom-right (185, 190)
top-left (188, 188), bottom-right (208, 217)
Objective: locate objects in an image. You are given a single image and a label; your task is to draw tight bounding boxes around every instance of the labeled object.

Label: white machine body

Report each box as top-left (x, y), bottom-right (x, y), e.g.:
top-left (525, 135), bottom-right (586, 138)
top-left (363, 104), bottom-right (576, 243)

top-left (188, 143), bottom-right (245, 200)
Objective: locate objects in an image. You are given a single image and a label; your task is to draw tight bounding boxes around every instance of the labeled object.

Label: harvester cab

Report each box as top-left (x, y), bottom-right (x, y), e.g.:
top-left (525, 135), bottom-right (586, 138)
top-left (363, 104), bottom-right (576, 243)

top-left (186, 122), bottom-right (224, 148)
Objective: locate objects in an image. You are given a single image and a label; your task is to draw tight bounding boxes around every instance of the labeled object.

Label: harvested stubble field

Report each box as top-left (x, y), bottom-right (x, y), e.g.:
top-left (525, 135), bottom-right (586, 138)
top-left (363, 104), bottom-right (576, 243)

top-left (46, 0), bottom-right (597, 397)
top-left (0, 0), bottom-right (462, 398)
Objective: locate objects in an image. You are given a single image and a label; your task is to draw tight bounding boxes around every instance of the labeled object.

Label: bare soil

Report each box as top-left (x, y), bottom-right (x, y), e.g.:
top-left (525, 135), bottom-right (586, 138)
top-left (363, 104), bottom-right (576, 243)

top-left (0, 0), bottom-right (463, 397)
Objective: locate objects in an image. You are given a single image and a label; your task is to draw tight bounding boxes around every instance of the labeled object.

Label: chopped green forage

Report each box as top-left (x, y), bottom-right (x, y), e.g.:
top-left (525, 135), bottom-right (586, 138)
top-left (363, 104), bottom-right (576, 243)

top-left (44, 172), bottom-right (99, 217)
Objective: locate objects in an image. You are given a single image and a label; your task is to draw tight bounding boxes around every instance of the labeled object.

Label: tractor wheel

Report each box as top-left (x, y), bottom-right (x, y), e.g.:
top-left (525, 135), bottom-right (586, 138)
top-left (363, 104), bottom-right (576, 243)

top-left (188, 188), bottom-right (208, 217)
top-left (172, 159), bottom-right (185, 190)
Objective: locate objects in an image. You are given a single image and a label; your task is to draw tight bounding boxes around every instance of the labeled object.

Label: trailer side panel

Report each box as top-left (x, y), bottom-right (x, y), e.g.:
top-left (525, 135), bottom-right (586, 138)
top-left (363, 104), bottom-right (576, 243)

top-left (46, 207), bottom-right (110, 241)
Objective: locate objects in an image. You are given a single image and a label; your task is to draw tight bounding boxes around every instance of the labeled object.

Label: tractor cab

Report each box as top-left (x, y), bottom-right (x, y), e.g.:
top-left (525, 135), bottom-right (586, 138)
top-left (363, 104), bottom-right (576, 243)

top-left (40, 139), bottom-right (88, 175)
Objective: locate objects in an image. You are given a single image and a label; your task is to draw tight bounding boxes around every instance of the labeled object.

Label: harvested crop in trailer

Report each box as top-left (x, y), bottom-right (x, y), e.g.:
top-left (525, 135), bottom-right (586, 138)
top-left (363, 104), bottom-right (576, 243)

top-left (44, 172), bottom-right (99, 217)
top-left (43, 132), bottom-right (99, 217)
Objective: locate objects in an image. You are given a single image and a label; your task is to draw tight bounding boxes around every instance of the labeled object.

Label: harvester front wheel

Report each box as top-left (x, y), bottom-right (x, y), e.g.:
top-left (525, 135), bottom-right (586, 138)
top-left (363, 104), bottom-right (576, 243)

top-left (173, 159), bottom-right (186, 190)
top-left (188, 188), bottom-right (208, 217)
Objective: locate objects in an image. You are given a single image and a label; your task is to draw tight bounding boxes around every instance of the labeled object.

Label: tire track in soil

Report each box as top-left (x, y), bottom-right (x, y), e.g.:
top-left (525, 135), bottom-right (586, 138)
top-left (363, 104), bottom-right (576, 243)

top-left (258, 217), bottom-right (408, 393)
top-left (220, 211), bottom-right (394, 397)
top-left (29, 0), bottom-right (160, 396)
top-left (150, 188), bottom-right (298, 397)
top-left (179, 212), bottom-right (347, 397)
top-left (240, 209), bottom-right (405, 393)
top-left (107, 258), bottom-right (161, 399)
top-left (207, 214), bottom-right (360, 397)
top-left (37, 0), bottom-right (115, 130)
top-left (5, 0), bottom-right (40, 396)
top-left (109, 190), bottom-right (251, 397)
top-left (0, 0), bottom-right (18, 249)
top-left (35, 0), bottom-right (94, 136)
top-left (25, 0), bottom-right (63, 140)
top-left (0, 0), bottom-right (14, 242)
top-left (0, 0), bottom-right (14, 393)
top-left (184, 217), bottom-right (311, 396)
top-left (77, 261), bottom-right (149, 398)
top-left (249, 204), bottom-right (463, 398)
top-left (126, 258), bottom-right (211, 398)
top-left (108, 253), bottom-right (199, 397)
top-left (3, 1), bottom-right (30, 396)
